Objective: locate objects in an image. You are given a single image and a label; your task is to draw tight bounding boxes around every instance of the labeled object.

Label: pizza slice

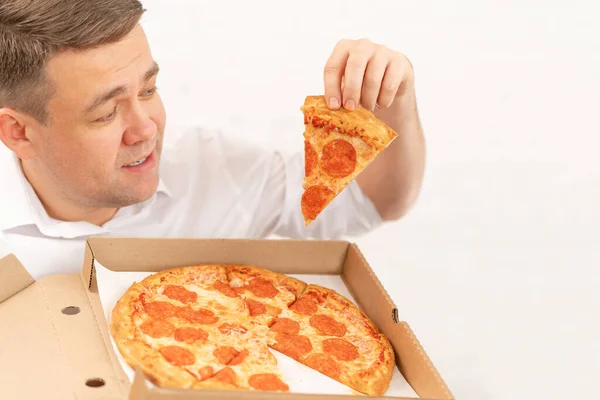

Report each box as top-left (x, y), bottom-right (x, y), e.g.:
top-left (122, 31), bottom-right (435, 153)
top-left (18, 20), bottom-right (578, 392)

top-left (111, 265), bottom-right (243, 387)
top-left (267, 284), bottom-right (395, 396)
top-left (111, 265), bottom-right (290, 391)
top-left (191, 323), bottom-right (289, 392)
top-left (227, 265), bottom-right (307, 326)
top-left (192, 335), bottom-right (289, 392)
top-left (301, 95), bottom-right (398, 225)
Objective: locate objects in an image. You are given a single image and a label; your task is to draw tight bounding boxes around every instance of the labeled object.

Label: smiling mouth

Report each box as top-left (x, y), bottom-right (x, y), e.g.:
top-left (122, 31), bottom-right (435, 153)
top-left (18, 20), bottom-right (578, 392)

top-left (127, 156), bottom-right (148, 167)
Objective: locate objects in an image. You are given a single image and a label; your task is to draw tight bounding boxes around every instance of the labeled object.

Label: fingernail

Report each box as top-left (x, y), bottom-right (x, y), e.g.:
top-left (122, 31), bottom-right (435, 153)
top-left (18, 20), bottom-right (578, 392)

top-left (345, 99), bottom-right (355, 110)
top-left (328, 97), bottom-right (339, 109)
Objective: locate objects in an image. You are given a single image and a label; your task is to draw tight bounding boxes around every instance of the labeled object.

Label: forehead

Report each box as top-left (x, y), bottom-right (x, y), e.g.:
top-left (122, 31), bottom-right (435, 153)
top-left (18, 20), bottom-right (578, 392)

top-left (45, 25), bottom-right (154, 101)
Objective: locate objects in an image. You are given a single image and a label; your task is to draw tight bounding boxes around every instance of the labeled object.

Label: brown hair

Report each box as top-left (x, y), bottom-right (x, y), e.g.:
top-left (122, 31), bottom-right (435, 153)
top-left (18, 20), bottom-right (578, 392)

top-left (0, 0), bottom-right (145, 124)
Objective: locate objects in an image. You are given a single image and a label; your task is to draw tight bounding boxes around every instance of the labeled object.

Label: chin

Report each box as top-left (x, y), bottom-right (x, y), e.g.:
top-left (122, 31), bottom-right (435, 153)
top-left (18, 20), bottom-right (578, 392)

top-left (135, 179), bottom-right (160, 203)
top-left (111, 177), bottom-right (160, 207)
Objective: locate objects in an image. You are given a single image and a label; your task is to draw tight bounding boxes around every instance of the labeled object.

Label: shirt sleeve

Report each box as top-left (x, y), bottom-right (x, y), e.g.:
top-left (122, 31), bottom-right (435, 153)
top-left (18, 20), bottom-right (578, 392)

top-left (253, 150), bottom-right (383, 239)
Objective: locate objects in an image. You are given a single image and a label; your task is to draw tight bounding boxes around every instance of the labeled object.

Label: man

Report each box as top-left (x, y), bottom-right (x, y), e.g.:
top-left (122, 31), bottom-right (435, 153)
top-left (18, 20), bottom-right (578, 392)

top-left (0, 0), bottom-right (425, 279)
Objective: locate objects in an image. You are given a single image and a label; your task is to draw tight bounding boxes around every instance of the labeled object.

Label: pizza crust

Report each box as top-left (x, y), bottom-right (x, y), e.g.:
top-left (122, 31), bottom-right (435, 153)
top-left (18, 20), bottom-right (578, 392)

top-left (110, 279), bottom-right (198, 388)
top-left (301, 95), bottom-right (397, 151)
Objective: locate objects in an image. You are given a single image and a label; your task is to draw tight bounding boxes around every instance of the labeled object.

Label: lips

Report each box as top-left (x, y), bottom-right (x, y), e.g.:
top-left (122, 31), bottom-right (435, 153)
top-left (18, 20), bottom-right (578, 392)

top-left (124, 151), bottom-right (152, 167)
top-left (127, 156), bottom-right (148, 167)
top-left (121, 150), bottom-right (157, 174)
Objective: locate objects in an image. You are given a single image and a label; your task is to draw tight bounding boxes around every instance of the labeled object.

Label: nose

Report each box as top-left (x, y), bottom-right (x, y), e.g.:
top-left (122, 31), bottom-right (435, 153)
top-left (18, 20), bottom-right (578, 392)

top-left (122, 103), bottom-right (157, 146)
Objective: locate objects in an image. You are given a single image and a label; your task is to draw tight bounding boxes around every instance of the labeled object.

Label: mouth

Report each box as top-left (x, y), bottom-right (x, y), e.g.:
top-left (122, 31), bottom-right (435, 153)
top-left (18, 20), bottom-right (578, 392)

top-left (126, 156), bottom-right (149, 167)
top-left (122, 150), bottom-right (157, 173)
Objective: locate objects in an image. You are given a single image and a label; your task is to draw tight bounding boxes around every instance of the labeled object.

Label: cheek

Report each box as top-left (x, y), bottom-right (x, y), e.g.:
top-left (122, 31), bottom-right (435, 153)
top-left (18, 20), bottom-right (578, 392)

top-left (44, 128), bottom-right (123, 178)
top-left (85, 132), bottom-right (124, 169)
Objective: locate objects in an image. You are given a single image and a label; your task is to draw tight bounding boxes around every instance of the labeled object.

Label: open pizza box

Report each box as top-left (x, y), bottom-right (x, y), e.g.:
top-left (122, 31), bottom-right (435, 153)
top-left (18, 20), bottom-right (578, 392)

top-left (0, 237), bottom-right (453, 400)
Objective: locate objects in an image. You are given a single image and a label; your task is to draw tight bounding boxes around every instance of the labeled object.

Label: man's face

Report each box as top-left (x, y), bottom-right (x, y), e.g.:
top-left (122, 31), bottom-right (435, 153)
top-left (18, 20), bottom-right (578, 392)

top-left (29, 24), bottom-right (166, 209)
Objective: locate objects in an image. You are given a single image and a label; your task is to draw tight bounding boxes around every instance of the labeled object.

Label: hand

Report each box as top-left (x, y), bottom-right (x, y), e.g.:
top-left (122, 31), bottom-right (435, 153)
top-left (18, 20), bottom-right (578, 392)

top-left (323, 39), bottom-right (414, 112)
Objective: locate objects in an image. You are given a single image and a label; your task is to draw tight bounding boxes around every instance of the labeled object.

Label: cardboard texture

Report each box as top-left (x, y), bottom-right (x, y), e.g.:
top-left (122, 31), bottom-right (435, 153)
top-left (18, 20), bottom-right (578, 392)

top-left (0, 237), bottom-right (453, 400)
top-left (0, 253), bottom-right (34, 303)
top-left (0, 256), bottom-right (126, 399)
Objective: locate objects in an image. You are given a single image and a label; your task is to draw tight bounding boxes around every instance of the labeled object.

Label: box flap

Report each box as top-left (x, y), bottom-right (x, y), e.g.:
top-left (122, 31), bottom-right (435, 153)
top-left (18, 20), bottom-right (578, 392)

top-left (83, 237), bottom-right (350, 289)
top-left (395, 322), bottom-right (453, 400)
top-left (0, 273), bottom-right (128, 400)
top-left (0, 253), bottom-right (34, 303)
top-left (342, 243), bottom-right (398, 327)
top-left (342, 244), bottom-right (453, 399)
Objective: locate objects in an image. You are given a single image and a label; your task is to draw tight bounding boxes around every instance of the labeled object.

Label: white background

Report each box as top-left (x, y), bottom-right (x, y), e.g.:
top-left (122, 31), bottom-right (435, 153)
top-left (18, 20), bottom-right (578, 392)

top-left (140, 1), bottom-right (600, 399)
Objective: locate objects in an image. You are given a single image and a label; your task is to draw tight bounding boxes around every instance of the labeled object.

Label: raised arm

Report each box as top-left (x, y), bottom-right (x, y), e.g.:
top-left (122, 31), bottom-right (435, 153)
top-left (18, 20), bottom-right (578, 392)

top-left (323, 39), bottom-right (425, 220)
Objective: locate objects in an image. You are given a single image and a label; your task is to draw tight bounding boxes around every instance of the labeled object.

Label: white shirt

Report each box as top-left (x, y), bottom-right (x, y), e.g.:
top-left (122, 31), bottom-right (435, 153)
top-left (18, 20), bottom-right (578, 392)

top-left (0, 126), bottom-right (382, 279)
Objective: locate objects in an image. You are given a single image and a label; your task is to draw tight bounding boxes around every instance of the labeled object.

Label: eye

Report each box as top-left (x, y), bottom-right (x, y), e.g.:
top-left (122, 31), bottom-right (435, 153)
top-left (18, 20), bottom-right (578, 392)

top-left (140, 86), bottom-right (157, 98)
top-left (95, 107), bottom-right (118, 123)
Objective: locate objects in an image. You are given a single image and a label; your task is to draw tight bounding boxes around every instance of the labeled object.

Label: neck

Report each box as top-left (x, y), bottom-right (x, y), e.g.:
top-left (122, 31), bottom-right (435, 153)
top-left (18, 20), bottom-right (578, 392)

top-left (20, 159), bottom-right (118, 226)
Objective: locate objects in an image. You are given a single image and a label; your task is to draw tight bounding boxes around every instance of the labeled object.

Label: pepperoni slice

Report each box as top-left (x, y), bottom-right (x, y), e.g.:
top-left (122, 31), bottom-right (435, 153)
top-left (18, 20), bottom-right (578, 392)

top-left (269, 318), bottom-right (300, 335)
top-left (305, 140), bottom-right (318, 176)
top-left (163, 285), bottom-right (198, 304)
top-left (246, 278), bottom-right (279, 298)
top-left (304, 353), bottom-right (341, 379)
top-left (180, 307), bottom-right (218, 324)
top-left (139, 319), bottom-right (175, 338)
top-left (274, 333), bottom-right (312, 360)
top-left (248, 373), bottom-right (289, 391)
top-left (289, 296), bottom-right (318, 316)
top-left (198, 366), bottom-right (214, 381)
top-left (144, 301), bottom-right (179, 319)
top-left (214, 346), bottom-right (239, 365)
top-left (213, 367), bottom-right (237, 385)
top-left (229, 349), bottom-right (249, 366)
top-left (233, 286), bottom-right (245, 294)
top-left (218, 323), bottom-right (248, 335)
top-left (321, 139), bottom-right (357, 178)
top-left (301, 185), bottom-right (335, 221)
top-left (309, 315), bottom-right (347, 337)
top-left (322, 338), bottom-right (359, 361)
top-left (159, 346), bottom-right (195, 366)
top-left (214, 281), bottom-right (238, 298)
top-left (245, 298), bottom-right (266, 317)
top-left (174, 327), bottom-right (208, 343)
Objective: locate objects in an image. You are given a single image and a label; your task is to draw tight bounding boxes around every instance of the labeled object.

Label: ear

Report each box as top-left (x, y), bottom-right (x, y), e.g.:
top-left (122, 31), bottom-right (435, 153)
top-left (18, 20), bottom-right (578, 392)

top-left (0, 108), bottom-right (39, 160)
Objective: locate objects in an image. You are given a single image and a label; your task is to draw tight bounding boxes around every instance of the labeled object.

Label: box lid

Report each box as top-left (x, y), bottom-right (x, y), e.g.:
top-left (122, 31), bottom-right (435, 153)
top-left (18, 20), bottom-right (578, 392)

top-left (0, 253), bottom-right (128, 399)
top-left (0, 253), bottom-right (34, 303)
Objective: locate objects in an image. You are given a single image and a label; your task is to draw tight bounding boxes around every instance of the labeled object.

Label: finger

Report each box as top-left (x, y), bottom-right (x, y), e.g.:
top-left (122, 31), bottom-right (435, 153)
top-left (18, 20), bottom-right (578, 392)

top-left (342, 42), bottom-right (375, 111)
top-left (360, 47), bottom-right (389, 112)
top-left (377, 54), bottom-right (404, 108)
top-left (323, 40), bottom-right (351, 110)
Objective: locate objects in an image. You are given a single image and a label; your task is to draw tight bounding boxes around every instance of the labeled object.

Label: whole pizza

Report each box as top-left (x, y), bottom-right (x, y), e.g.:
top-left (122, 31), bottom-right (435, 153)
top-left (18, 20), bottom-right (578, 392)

top-left (110, 264), bottom-right (395, 395)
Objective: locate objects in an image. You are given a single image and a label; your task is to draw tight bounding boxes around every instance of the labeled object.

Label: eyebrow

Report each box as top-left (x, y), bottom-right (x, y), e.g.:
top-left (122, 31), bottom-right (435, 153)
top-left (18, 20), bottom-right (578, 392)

top-left (85, 62), bottom-right (160, 113)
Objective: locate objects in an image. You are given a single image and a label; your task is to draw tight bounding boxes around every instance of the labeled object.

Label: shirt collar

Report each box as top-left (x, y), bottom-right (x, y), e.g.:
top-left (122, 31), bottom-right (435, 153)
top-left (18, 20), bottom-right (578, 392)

top-left (0, 148), bottom-right (172, 235)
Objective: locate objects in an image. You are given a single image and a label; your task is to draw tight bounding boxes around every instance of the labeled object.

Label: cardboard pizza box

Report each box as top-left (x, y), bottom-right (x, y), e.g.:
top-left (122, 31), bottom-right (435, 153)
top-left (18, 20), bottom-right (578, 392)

top-left (0, 237), bottom-right (454, 400)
